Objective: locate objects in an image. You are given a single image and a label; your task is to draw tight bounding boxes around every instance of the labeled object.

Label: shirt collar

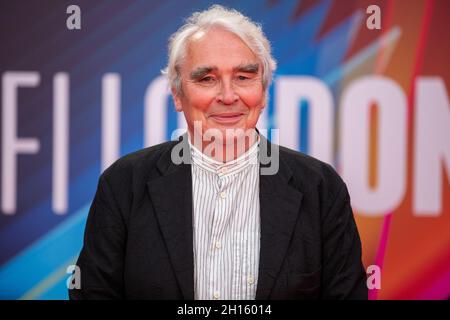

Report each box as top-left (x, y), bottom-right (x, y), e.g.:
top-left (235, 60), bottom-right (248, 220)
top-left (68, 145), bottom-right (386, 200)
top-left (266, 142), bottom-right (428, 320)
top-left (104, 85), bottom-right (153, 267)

top-left (187, 130), bottom-right (259, 177)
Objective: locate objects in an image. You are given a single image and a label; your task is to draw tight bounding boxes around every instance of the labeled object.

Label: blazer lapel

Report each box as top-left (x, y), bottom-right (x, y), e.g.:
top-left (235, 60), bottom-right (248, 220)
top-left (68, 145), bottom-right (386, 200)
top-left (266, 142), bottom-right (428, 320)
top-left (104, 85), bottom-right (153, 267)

top-left (146, 135), bottom-right (194, 300)
top-left (256, 136), bottom-right (304, 299)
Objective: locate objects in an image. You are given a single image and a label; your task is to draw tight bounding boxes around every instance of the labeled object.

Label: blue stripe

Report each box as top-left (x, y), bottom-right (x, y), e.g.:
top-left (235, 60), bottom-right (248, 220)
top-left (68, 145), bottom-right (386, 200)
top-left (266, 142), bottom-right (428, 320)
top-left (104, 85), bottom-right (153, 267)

top-left (0, 204), bottom-right (89, 299)
top-left (299, 99), bottom-right (309, 154)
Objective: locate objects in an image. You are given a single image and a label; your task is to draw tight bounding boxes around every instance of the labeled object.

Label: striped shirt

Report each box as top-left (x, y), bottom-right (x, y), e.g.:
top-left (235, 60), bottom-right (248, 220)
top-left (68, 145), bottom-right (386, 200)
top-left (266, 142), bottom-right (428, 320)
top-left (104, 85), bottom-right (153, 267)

top-left (188, 135), bottom-right (261, 300)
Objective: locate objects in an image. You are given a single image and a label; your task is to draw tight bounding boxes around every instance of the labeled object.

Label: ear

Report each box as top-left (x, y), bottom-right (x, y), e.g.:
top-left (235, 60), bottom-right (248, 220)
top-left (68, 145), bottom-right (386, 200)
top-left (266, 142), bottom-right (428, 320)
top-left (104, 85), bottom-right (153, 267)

top-left (259, 90), bottom-right (267, 112)
top-left (171, 87), bottom-right (183, 112)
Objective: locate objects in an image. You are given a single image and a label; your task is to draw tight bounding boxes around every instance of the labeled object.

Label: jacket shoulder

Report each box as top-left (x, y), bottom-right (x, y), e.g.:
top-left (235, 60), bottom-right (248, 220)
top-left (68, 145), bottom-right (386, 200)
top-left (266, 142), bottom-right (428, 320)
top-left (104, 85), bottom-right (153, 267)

top-left (102, 140), bottom-right (176, 179)
top-left (278, 145), bottom-right (346, 198)
top-left (93, 140), bottom-right (178, 217)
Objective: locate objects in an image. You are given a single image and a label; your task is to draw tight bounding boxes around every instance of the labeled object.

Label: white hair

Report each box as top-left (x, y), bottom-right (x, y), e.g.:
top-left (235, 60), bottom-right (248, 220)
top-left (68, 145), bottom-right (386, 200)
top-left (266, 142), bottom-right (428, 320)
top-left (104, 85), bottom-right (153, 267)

top-left (162, 4), bottom-right (277, 95)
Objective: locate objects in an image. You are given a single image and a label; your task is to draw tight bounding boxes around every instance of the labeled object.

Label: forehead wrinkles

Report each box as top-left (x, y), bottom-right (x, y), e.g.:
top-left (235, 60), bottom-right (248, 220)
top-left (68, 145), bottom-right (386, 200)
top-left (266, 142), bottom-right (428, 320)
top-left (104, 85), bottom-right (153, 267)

top-left (181, 28), bottom-right (258, 70)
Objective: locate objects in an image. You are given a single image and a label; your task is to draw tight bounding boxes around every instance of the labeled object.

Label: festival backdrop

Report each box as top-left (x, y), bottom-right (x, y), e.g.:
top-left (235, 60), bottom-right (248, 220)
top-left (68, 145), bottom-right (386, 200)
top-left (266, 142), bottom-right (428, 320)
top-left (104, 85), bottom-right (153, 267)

top-left (0, 0), bottom-right (449, 299)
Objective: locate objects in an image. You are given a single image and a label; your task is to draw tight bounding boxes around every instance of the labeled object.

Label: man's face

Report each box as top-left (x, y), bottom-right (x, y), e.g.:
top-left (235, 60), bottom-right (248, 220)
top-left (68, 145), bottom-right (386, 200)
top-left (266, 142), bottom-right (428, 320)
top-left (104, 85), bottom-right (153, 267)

top-left (172, 27), bottom-right (266, 143)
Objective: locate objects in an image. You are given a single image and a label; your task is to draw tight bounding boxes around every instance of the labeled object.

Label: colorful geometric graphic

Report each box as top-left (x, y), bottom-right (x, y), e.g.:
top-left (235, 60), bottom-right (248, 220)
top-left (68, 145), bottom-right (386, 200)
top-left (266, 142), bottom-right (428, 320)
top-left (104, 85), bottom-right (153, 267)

top-left (0, 0), bottom-right (448, 299)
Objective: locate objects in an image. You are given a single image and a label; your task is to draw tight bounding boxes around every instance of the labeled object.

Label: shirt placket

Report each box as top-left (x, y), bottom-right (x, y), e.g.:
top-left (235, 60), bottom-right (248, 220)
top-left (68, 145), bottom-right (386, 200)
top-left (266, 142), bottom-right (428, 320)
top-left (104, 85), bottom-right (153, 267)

top-left (208, 172), bottom-right (231, 300)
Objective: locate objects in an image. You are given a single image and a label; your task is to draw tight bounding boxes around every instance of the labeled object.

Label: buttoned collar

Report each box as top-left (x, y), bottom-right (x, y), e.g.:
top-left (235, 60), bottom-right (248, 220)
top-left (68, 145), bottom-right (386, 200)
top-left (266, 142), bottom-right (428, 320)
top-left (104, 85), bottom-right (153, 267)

top-left (187, 130), bottom-right (259, 177)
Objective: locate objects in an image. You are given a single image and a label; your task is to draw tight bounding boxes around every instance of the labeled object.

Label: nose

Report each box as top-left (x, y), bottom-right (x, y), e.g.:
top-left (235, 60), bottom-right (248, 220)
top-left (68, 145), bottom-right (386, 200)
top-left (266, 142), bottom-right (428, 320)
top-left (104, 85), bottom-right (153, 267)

top-left (216, 81), bottom-right (238, 105)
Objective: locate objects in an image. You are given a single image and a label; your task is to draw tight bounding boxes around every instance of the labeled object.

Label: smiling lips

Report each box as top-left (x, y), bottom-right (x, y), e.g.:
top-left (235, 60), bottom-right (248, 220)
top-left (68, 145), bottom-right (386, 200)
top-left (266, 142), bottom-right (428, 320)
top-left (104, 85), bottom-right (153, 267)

top-left (209, 112), bottom-right (245, 124)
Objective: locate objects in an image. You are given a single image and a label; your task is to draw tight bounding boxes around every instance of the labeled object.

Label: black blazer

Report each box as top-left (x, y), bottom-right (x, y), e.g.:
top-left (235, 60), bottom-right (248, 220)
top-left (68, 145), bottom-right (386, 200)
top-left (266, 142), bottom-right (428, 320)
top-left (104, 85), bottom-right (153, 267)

top-left (69, 134), bottom-right (367, 300)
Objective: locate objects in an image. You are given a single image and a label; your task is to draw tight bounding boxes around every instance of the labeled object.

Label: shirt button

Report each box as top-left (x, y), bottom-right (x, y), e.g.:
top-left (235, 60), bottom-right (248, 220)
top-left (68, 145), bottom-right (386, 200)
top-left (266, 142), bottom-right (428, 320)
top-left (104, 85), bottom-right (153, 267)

top-left (247, 275), bottom-right (255, 285)
top-left (215, 241), bottom-right (221, 249)
top-left (219, 191), bottom-right (226, 199)
top-left (213, 291), bottom-right (220, 299)
top-left (220, 167), bottom-right (228, 174)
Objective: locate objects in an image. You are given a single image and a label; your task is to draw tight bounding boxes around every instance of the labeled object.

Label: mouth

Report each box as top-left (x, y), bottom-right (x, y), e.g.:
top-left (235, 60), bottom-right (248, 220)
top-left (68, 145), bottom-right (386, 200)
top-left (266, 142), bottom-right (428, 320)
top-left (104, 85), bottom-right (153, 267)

top-left (209, 112), bottom-right (245, 124)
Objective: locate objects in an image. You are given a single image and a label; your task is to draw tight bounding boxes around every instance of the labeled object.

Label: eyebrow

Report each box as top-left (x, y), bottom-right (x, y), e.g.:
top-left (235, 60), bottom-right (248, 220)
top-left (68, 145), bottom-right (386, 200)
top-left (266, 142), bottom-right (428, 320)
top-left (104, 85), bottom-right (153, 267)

top-left (189, 63), bottom-right (259, 80)
top-left (189, 66), bottom-right (217, 80)
top-left (234, 63), bottom-right (259, 74)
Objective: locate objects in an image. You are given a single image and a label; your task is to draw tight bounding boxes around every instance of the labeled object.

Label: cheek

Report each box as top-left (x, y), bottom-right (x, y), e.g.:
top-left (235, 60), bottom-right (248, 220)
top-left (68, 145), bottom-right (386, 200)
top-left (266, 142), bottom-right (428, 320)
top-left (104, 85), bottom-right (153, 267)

top-left (240, 83), bottom-right (265, 107)
top-left (240, 88), bottom-right (265, 119)
top-left (188, 85), bottom-right (215, 106)
top-left (181, 87), bottom-right (215, 122)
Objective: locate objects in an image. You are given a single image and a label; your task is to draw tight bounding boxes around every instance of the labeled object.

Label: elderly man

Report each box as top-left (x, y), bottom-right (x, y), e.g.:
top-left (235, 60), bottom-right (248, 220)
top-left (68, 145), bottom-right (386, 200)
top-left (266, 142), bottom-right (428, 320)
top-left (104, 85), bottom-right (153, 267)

top-left (69, 5), bottom-right (367, 300)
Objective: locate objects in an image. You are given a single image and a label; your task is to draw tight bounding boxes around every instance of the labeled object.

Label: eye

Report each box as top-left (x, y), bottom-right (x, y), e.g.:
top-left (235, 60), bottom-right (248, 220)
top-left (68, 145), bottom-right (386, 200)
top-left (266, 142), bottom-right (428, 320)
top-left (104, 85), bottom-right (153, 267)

top-left (199, 76), bottom-right (215, 83)
top-left (237, 75), bottom-right (249, 81)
